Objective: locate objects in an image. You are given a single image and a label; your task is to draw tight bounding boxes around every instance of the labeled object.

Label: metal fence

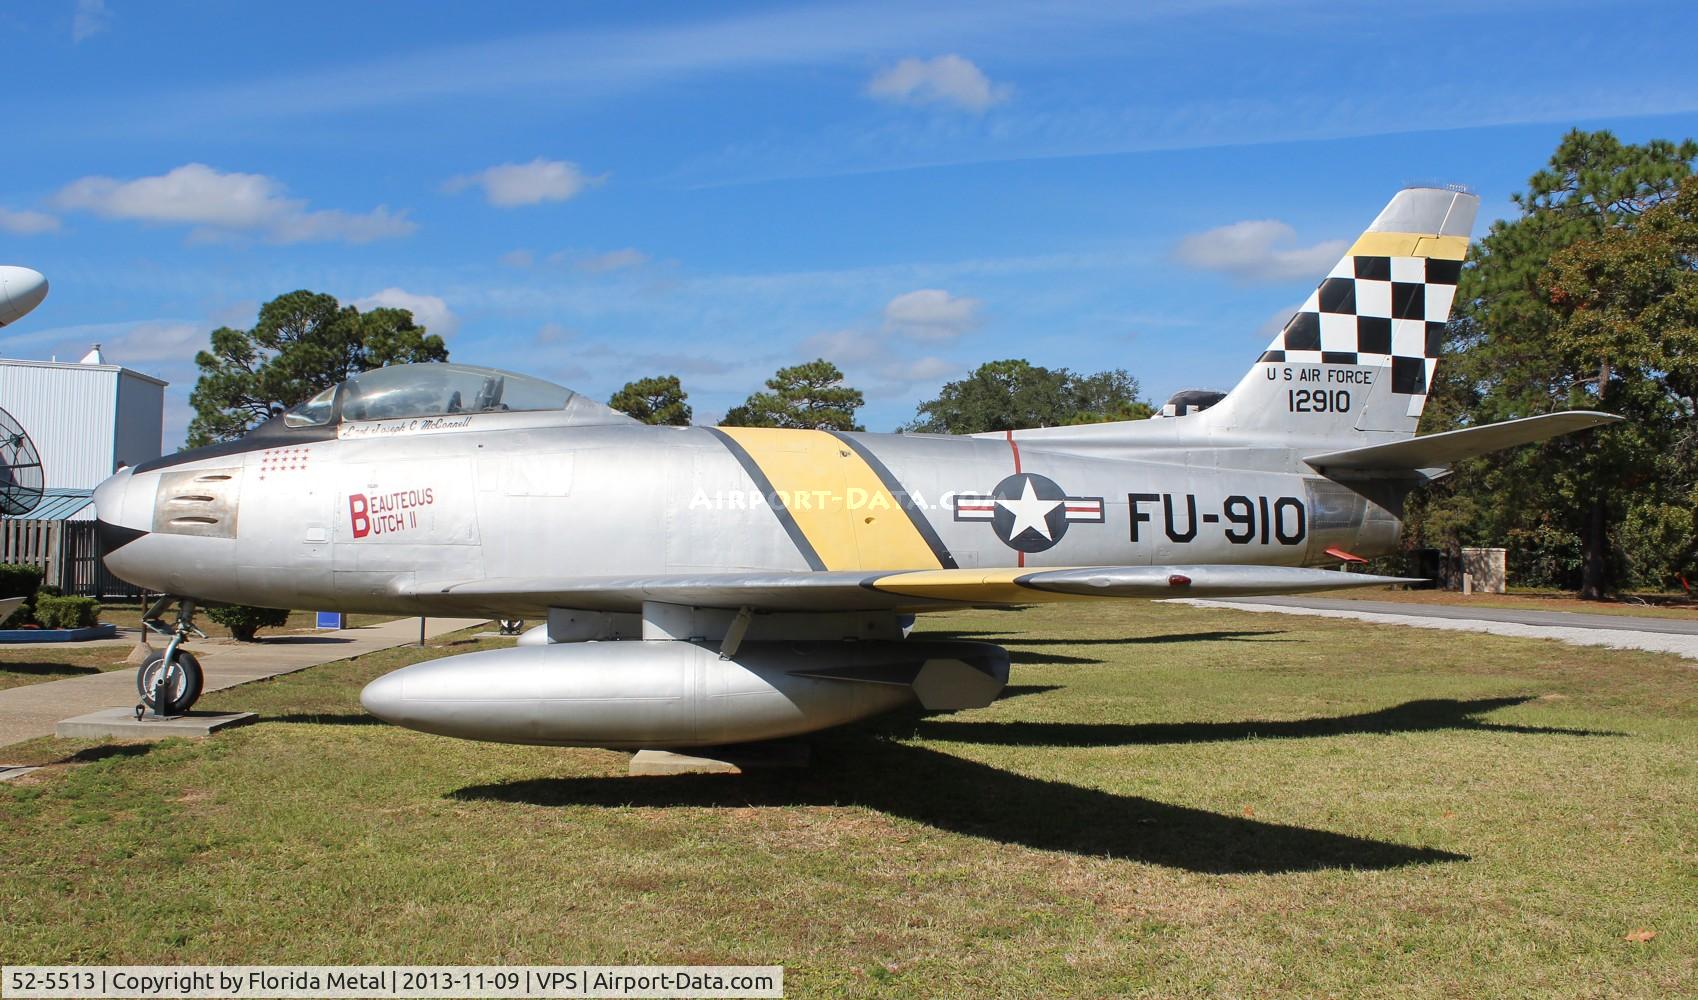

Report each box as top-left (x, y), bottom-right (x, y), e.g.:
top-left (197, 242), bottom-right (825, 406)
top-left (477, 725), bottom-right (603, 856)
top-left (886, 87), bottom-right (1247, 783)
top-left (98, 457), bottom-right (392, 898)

top-left (1, 518), bottom-right (147, 600)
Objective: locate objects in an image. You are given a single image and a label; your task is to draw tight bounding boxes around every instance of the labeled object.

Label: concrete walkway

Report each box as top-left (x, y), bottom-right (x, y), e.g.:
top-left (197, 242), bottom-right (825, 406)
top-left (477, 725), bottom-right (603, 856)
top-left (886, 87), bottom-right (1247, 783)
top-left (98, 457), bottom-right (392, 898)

top-left (0, 616), bottom-right (485, 748)
top-left (1180, 596), bottom-right (1698, 661)
top-left (1220, 596), bottom-right (1698, 635)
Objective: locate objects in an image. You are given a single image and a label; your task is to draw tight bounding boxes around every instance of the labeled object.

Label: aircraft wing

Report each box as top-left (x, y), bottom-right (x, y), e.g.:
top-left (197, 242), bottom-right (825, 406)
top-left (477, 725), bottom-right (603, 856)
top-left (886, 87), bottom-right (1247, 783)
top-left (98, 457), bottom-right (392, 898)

top-left (1304, 411), bottom-right (1621, 475)
top-left (406, 565), bottom-right (1414, 614)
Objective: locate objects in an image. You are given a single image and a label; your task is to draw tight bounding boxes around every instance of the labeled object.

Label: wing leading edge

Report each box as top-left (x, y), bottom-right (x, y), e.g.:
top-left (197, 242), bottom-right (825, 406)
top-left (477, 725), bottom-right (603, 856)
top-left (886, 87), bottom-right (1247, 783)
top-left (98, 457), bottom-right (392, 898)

top-left (406, 565), bottom-right (1415, 615)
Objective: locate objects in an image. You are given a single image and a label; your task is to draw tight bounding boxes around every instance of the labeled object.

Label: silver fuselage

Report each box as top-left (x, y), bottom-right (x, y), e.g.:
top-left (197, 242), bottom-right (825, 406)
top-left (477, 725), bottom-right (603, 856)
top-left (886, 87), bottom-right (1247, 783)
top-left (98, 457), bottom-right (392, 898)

top-left (95, 411), bottom-right (1398, 617)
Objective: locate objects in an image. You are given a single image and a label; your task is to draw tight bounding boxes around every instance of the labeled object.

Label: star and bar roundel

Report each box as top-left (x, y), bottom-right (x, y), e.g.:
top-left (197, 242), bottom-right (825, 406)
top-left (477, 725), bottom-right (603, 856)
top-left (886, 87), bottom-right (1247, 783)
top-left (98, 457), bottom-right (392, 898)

top-left (952, 473), bottom-right (1104, 553)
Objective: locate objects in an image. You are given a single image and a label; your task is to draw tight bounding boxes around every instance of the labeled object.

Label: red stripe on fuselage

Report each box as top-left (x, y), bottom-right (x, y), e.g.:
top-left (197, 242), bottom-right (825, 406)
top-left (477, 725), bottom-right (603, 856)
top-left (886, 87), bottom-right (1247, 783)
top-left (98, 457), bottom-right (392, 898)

top-left (1005, 431), bottom-right (1024, 566)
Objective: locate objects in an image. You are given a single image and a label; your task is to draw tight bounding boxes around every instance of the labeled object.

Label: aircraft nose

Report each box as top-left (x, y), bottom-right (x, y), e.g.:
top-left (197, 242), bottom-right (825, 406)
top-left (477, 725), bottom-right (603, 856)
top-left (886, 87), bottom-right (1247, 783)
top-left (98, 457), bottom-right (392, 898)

top-left (0, 266), bottom-right (49, 327)
top-left (94, 466), bottom-right (148, 554)
top-left (93, 466), bottom-right (130, 520)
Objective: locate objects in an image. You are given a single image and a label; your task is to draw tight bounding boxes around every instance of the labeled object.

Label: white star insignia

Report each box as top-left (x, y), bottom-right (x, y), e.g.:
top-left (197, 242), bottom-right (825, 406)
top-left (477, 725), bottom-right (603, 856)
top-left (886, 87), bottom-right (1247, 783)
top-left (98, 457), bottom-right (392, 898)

top-left (997, 477), bottom-right (1062, 541)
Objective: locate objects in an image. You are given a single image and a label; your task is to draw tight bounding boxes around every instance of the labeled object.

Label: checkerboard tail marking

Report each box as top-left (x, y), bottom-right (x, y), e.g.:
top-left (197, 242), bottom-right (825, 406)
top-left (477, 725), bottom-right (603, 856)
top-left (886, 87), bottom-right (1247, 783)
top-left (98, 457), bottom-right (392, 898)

top-left (1188, 187), bottom-right (1479, 442)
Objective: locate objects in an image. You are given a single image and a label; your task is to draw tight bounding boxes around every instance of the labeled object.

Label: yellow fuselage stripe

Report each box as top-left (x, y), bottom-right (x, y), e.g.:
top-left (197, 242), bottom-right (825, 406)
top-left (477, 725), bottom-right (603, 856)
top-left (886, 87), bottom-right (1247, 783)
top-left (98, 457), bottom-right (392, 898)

top-left (716, 427), bottom-right (943, 571)
top-left (1347, 232), bottom-right (1469, 260)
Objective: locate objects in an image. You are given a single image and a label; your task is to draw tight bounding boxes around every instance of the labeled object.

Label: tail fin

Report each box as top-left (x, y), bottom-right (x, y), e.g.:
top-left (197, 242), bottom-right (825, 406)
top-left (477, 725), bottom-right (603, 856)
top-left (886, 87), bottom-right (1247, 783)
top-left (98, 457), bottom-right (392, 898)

top-left (1198, 186), bottom-right (1478, 445)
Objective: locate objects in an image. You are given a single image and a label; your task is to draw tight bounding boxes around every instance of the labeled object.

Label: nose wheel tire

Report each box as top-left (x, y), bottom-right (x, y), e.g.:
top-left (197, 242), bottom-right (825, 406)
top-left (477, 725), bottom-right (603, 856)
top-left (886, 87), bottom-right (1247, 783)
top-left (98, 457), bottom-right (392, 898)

top-left (136, 649), bottom-right (204, 715)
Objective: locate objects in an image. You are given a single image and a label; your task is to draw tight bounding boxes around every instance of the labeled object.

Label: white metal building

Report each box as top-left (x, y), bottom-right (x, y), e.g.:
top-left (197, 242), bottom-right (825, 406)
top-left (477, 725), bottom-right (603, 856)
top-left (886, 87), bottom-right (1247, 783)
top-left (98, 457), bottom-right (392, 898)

top-left (0, 347), bottom-right (167, 500)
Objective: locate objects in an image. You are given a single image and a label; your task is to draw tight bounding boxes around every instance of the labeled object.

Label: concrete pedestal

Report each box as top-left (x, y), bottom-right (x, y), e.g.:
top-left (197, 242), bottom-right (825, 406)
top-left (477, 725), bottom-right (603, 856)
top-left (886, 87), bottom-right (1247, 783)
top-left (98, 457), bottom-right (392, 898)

top-left (629, 742), bottom-right (811, 776)
top-left (55, 707), bottom-right (257, 740)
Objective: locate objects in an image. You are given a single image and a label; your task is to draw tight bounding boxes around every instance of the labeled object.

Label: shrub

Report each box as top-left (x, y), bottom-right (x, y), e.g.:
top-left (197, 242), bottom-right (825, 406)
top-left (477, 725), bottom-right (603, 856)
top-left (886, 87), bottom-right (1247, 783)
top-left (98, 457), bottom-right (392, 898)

top-left (0, 563), bottom-right (44, 600)
top-left (33, 594), bottom-right (101, 629)
top-left (206, 604), bottom-right (291, 642)
top-left (1, 599), bottom-right (30, 628)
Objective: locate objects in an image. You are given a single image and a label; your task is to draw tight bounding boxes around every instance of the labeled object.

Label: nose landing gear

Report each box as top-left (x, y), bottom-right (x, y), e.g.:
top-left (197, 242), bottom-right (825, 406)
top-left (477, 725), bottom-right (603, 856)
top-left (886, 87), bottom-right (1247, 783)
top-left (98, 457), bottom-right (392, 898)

top-left (135, 597), bottom-right (206, 718)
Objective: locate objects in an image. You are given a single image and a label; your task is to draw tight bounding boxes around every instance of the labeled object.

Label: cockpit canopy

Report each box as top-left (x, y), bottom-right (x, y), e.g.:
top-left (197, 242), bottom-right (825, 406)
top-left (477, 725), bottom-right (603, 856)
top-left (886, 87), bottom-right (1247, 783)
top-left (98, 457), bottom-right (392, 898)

top-left (283, 363), bottom-right (623, 427)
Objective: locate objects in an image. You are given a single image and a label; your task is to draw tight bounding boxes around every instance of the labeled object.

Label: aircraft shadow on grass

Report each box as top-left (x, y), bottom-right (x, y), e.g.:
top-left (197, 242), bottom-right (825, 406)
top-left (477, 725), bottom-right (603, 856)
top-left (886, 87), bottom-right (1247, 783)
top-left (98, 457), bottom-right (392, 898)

top-left (449, 694), bottom-right (1629, 873)
top-left (905, 696), bottom-right (1625, 748)
top-left (265, 712), bottom-right (384, 726)
top-left (451, 737), bottom-right (1465, 874)
top-left (0, 661), bottom-right (103, 677)
top-left (1006, 649), bottom-right (1103, 666)
top-left (927, 629), bottom-right (1293, 646)
top-left (54, 743), bottom-right (155, 764)
top-left (992, 684), bottom-right (1062, 701)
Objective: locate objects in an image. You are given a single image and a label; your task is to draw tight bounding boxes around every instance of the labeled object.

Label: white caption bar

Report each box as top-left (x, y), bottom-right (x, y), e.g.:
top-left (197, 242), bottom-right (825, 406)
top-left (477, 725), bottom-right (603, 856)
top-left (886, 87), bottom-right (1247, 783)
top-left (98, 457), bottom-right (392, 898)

top-left (1, 967), bottom-right (783, 999)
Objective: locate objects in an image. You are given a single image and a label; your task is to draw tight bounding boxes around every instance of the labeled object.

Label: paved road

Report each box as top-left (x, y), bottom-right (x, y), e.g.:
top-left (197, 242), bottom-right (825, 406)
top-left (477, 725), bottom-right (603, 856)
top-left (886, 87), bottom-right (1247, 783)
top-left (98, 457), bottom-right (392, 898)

top-left (1216, 596), bottom-right (1698, 635)
top-left (0, 616), bottom-right (486, 748)
top-left (1181, 596), bottom-right (1698, 661)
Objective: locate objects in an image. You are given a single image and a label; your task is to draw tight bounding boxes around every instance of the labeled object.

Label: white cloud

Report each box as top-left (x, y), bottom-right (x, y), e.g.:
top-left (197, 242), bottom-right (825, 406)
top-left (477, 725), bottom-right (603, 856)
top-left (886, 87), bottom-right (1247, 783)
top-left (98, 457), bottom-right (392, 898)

top-left (444, 158), bottom-right (601, 208)
top-left (881, 356), bottom-right (958, 382)
top-left (535, 322), bottom-right (573, 344)
top-left (1174, 220), bottom-right (1348, 283)
top-left (53, 163), bottom-right (415, 244)
top-left (266, 207), bottom-right (415, 245)
top-left (94, 320), bottom-right (205, 365)
top-left (72, 0), bottom-right (110, 43)
top-left (800, 328), bottom-right (883, 364)
top-left (573, 248), bottom-right (649, 273)
top-left (58, 164), bottom-right (281, 227)
top-left (866, 55), bottom-right (1010, 113)
top-left (631, 352), bottom-right (735, 375)
top-left (210, 300), bottom-right (259, 329)
top-left (799, 329), bottom-right (958, 394)
top-left (353, 288), bottom-right (459, 337)
top-left (0, 208), bottom-right (60, 235)
top-left (501, 249), bottom-right (535, 269)
top-left (883, 288), bottom-right (981, 340)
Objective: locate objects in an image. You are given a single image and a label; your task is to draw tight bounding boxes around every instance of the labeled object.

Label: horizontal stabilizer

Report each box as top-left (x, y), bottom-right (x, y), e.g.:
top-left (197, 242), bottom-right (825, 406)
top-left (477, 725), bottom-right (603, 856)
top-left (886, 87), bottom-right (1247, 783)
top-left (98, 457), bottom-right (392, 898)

top-left (1304, 411), bottom-right (1621, 475)
top-left (409, 565), bottom-right (1415, 615)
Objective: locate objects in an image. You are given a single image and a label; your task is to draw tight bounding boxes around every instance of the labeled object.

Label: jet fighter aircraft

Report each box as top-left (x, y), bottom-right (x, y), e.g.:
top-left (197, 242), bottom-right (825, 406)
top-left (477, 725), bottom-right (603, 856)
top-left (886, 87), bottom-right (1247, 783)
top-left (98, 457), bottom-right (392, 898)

top-left (94, 187), bottom-right (1618, 748)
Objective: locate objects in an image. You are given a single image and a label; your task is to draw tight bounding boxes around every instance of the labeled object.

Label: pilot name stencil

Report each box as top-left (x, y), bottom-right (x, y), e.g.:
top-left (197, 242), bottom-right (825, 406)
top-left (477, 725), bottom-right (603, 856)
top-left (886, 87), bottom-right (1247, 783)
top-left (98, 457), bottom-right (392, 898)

top-left (349, 487), bottom-right (436, 538)
top-left (339, 415), bottom-right (475, 439)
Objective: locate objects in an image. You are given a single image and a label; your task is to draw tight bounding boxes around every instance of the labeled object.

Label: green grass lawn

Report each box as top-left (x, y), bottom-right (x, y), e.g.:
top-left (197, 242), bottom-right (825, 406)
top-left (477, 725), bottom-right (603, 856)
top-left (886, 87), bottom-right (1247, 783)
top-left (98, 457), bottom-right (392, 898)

top-left (0, 644), bottom-right (132, 692)
top-left (92, 602), bottom-right (399, 638)
top-left (1, 604), bottom-right (1693, 997)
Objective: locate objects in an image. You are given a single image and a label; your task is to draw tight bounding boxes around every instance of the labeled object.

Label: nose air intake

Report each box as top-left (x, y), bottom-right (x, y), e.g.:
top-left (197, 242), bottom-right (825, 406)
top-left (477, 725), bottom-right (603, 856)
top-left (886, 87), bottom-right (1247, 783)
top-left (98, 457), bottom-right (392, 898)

top-left (93, 467), bottom-right (148, 553)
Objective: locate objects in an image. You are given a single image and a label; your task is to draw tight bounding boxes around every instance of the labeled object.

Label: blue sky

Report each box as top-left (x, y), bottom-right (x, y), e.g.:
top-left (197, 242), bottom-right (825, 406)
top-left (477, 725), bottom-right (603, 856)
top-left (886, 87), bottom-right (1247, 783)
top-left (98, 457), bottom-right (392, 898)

top-left (3, 0), bottom-right (1697, 447)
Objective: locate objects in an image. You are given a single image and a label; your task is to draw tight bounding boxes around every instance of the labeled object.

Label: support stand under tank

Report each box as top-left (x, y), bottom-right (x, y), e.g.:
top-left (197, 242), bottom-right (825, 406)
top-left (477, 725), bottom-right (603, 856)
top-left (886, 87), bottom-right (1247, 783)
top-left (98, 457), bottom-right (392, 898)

top-left (629, 741), bottom-right (811, 776)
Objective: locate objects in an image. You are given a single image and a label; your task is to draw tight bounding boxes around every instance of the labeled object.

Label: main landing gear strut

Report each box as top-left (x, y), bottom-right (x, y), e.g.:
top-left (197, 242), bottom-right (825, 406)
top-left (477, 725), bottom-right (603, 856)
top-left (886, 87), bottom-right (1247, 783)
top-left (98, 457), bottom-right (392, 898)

top-left (135, 596), bottom-right (206, 719)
